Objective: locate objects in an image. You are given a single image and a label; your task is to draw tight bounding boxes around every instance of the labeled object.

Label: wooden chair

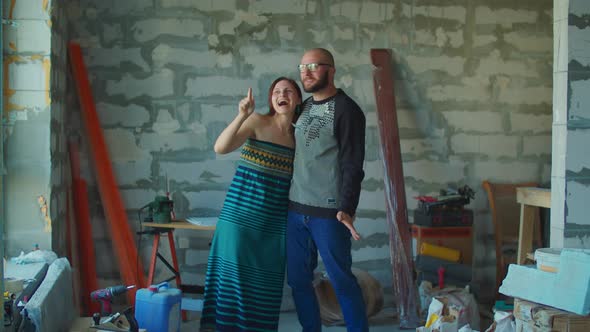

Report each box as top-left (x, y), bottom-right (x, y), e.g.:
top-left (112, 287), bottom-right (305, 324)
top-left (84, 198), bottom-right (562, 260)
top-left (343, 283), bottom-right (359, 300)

top-left (482, 181), bottom-right (542, 296)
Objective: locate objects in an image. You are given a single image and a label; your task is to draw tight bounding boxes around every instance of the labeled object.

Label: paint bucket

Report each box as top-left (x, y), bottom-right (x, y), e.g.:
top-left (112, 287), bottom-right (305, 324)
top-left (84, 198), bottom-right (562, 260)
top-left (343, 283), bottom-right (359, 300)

top-left (314, 268), bottom-right (383, 325)
top-left (135, 282), bottom-right (182, 332)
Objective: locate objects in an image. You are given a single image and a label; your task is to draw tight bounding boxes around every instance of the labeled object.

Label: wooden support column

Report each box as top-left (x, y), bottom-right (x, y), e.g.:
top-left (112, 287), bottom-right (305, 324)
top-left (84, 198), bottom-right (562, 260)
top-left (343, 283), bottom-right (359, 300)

top-left (371, 49), bottom-right (419, 329)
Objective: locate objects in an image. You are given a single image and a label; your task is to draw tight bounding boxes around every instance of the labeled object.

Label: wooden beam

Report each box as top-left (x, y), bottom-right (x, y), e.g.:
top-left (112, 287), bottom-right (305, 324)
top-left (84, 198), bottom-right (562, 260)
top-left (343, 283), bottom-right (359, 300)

top-left (517, 187), bottom-right (551, 208)
top-left (68, 42), bottom-right (146, 304)
top-left (370, 48), bottom-right (419, 329)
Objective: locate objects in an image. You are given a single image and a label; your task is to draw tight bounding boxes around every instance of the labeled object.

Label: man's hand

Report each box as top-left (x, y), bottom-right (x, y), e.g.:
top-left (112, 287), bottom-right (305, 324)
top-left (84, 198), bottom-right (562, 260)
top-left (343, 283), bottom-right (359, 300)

top-left (337, 211), bottom-right (361, 241)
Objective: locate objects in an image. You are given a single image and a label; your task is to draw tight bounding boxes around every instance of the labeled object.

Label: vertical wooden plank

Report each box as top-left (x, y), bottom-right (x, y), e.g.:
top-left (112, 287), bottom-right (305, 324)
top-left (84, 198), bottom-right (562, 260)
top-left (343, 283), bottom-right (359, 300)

top-left (518, 205), bottom-right (537, 264)
top-left (370, 49), bottom-right (419, 328)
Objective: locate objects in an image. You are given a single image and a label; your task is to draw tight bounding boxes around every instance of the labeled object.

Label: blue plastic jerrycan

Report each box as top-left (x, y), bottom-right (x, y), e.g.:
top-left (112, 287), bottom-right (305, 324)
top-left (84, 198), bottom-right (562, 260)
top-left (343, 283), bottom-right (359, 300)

top-left (135, 282), bottom-right (182, 332)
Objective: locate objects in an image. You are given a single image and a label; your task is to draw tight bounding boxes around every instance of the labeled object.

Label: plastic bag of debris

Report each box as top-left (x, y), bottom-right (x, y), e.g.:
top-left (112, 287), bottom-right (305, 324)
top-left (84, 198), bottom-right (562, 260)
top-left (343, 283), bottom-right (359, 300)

top-left (11, 249), bottom-right (57, 265)
top-left (417, 297), bottom-right (480, 332)
top-left (418, 281), bottom-right (480, 331)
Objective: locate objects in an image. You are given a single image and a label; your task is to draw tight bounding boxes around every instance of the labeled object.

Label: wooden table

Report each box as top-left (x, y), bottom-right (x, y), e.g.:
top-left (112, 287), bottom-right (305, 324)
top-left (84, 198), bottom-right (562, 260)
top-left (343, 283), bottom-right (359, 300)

top-left (516, 187), bottom-right (551, 264)
top-left (142, 218), bottom-right (217, 231)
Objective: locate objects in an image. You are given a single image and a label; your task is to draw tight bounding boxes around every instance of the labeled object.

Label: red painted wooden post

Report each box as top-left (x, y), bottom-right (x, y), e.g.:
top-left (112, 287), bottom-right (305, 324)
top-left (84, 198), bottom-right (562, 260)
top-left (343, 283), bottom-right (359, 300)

top-left (371, 49), bottom-right (420, 328)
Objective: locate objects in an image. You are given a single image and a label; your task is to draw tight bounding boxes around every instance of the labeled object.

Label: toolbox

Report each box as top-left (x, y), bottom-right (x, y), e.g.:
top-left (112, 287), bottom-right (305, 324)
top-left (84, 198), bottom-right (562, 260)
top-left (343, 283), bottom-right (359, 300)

top-left (413, 208), bottom-right (473, 227)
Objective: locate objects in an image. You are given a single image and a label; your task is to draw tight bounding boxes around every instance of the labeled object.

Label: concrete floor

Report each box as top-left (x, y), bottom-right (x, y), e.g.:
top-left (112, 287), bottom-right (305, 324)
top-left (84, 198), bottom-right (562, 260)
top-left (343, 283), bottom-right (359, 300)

top-left (181, 307), bottom-right (402, 331)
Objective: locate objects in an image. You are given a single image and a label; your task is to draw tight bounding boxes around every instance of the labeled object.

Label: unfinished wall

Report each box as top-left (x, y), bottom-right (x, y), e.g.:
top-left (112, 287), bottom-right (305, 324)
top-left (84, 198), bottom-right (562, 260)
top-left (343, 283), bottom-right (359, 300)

top-left (50, 1), bottom-right (74, 258)
top-left (552, 0), bottom-right (590, 249)
top-left (65, 0), bottom-right (553, 302)
top-left (2, 0), bottom-right (54, 256)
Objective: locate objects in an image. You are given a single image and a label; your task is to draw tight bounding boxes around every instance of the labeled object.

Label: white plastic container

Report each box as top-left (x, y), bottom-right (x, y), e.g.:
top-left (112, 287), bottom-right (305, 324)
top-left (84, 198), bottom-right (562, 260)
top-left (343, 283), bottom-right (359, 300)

top-left (534, 248), bottom-right (562, 273)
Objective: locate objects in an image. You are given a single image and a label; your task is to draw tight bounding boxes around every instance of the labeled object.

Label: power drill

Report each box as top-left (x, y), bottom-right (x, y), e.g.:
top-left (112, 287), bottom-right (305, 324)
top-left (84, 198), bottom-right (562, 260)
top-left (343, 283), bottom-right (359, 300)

top-left (90, 285), bottom-right (135, 316)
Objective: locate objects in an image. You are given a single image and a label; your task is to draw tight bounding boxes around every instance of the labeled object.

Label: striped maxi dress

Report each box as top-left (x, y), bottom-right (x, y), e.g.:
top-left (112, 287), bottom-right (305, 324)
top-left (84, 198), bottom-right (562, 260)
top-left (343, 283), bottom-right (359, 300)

top-left (200, 138), bottom-right (294, 332)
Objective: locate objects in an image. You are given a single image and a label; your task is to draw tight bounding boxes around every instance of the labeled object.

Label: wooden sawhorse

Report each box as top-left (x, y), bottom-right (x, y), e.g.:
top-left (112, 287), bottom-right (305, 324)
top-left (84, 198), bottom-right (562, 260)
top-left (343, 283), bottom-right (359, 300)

top-left (141, 220), bottom-right (216, 320)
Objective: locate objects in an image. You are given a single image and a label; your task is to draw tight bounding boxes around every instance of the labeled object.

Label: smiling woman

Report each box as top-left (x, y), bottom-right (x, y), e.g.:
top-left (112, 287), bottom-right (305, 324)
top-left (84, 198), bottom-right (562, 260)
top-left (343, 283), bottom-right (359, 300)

top-left (200, 77), bottom-right (302, 332)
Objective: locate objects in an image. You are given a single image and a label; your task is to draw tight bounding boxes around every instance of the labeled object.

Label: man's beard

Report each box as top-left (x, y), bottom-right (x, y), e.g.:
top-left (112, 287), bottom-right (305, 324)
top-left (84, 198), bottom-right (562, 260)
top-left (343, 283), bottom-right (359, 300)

top-left (303, 71), bottom-right (329, 93)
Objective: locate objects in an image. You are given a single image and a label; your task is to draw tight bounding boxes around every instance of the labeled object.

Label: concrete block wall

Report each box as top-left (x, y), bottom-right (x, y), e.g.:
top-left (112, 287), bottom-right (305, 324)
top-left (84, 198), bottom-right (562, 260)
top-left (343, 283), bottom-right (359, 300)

top-left (2, 0), bottom-right (54, 256)
top-left (49, 1), bottom-right (73, 258)
top-left (551, 0), bottom-right (590, 248)
top-left (63, 0), bottom-right (553, 302)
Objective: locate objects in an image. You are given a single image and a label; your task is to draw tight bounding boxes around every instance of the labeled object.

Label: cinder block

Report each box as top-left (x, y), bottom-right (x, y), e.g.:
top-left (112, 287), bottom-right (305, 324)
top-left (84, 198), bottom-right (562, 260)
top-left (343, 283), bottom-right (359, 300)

top-left (242, 49), bottom-right (301, 77)
top-left (403, 160), bottom-right (466, 184)
top-left (359, 2), bottom-right (394, 24)
top-left (565, 180), bottom-right (590, 227)
top-left (121, 189), bottom-right (158, 210)
top-left (161, 0), bottom-right (236, 11)
top-left (351, 244), bottom-right (391, 262)
top-left (132, 18), bottom-right (204, 43)
top-left (443, 110), bottom-right (502, 133)
top-left (185, 191), bottom-right (227, 211)
top-left (358, 189), bottom-right (386, 211)
top-left (551, 125), bottom-right (567, 177)
top-left (86, 46), bottom-right (149, 71)
top-left (498, 86), bottom-right (552, 105)
top-left (106, 69), bottom-right (175, 99)
top-left (523, 135), bottom-right (552, 157)
top-left (570, 0), bottom-right (590, 16)
top-left (185, 76), bottom-right (258, 98)
top-left (3, 0), bottom-right (50, 20)
top-left (152, 45), bottom-right (216, 69)
top-left (96, 102), bottom-right (150, 127)
top-left (5, 91), bottom-right (49, 112)
top-left (566, 129), bottom-right (590, 172)
top-left (159, 160), bottom-right (237, 185)
top-left (7, 57), bottom-right (49, 91)
top-left (473, 160), bottom-right (539, 183)
top-left (104, 128), bottom-right (150, 161)
top-left (3, 20), bottom-right (51, 54)
top-left (406, 55), bottom-right (464, 76)
top-left (112, 161), bottom-right (152, 186)
top-left (329, 2), bottom-right (362, 20)
top-left (185, 249), bottom-right (211, 266)
top-left (250, 0), bottom-right (310, 15)
top-left (139, 131), bottom-right (208, 152)
top-left (553, 72), bottom-right (568, 124)
top-left (475, 7), bottom-right (537, 27)
top-left (412, 5), bottom-right (466, 22)
top-left (569, 76), bottom-right (590, 120)
top-left (504, 32), bottom-right (552, 53)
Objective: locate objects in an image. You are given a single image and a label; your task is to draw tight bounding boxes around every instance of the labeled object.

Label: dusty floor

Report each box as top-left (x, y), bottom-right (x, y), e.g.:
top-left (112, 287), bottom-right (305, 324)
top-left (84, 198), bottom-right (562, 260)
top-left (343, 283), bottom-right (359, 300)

top-left (180, 307), bottom-right (401, 332)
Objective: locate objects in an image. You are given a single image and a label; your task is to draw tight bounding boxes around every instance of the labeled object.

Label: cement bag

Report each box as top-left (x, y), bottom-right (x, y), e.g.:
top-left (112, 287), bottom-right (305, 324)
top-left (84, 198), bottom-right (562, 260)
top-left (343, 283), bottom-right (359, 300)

top-left (314, 268), bottom-right (383, 325)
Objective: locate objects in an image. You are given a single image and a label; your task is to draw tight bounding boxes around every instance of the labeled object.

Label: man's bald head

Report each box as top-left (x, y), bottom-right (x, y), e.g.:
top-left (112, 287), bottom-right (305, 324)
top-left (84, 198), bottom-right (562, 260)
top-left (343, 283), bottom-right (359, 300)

top-left (304, 48), bottom-right (335, 67)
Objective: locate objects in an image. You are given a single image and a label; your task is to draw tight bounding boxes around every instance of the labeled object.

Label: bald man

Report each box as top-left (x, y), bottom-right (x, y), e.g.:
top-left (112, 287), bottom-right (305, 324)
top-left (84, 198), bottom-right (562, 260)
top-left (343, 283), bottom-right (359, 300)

top-left (287, 48), bottom-right (368, 332)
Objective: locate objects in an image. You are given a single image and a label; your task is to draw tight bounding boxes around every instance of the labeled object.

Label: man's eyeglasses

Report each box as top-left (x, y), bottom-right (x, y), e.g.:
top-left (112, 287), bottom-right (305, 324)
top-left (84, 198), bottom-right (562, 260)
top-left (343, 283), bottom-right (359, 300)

top-left (298, 63), bottom-right (332, 72)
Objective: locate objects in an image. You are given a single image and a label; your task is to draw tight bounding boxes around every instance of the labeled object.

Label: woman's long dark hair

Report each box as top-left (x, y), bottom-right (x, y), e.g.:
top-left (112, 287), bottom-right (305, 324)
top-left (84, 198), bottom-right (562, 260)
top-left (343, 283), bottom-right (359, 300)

top-left (267, 76), bottom-right (302, 123)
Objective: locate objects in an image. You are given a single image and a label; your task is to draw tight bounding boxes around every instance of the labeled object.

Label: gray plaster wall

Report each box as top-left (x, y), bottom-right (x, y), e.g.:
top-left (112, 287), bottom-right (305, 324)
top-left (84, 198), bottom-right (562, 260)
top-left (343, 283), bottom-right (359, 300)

top-left (50, 0), bottom-right (74, 258)
top-left (64, 0), bottom-right (553, 302)
top-left (565, 0), bottom-right (590, 248)
top-left (2, 0), bottom-right (54, 256)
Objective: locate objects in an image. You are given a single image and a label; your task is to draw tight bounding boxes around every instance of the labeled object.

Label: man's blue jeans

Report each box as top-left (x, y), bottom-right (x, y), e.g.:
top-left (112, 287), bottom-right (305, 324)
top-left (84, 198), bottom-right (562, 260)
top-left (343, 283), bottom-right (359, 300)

top-left (286, 211), bottom-right (369, 332)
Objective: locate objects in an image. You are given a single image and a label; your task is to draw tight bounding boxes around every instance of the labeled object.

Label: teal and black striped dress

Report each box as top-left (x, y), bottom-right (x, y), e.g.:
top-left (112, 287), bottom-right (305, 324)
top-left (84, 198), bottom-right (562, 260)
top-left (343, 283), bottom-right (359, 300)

top-left (200, 138), bottom-right (294, 332)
